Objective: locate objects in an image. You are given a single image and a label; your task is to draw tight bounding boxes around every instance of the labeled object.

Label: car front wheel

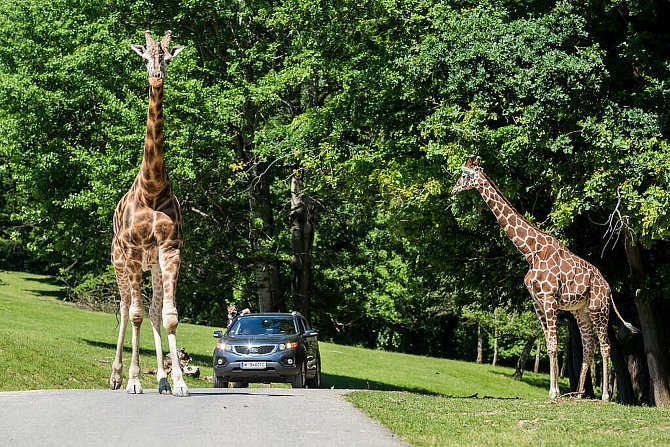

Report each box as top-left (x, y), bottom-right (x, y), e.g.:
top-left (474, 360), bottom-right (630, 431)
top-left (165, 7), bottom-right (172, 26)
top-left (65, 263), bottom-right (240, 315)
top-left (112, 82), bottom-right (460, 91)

top-left (291, 360), bottom-right (306, 388)
top-left (306, 356), bottom-right (321, 388)
top-left (213, 372), bottom-right (228, 388)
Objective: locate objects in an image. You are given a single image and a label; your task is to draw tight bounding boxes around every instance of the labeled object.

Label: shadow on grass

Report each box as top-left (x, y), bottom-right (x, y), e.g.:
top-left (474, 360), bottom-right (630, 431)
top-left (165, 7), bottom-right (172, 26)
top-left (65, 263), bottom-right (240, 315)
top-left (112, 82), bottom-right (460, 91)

top-left (81, 338), bottom-right (213, 366)
top-left (322, 373), bottom-right (442, 396)
top-left (488, 369), bottom-right (559, 392)
top-left (515, 373), bottom-right (553, 390)
top-left (23, 274), bottom-right (68, 300)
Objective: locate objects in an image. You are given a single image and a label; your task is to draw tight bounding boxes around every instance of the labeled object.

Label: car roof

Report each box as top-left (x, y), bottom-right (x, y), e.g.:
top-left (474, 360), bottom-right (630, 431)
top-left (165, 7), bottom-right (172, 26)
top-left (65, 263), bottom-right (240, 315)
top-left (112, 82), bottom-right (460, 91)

top-left (237, 312), bottom-right (298, 318)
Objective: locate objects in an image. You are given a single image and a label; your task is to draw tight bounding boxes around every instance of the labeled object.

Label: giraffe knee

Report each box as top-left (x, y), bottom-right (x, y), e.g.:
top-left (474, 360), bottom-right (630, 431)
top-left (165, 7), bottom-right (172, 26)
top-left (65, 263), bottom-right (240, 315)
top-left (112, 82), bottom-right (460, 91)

top-left (163, 310), bottom-right (178, 332)
top-left (129, 305), bottom-right (144, 324)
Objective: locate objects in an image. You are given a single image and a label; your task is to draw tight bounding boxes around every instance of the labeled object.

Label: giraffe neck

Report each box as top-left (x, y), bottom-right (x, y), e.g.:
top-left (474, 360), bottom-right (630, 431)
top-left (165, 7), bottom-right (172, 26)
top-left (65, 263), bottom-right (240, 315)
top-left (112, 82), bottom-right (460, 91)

top-left (475, 173), bottom-right (548, 261)
top-left (137, 79), bottom-right (169, 198)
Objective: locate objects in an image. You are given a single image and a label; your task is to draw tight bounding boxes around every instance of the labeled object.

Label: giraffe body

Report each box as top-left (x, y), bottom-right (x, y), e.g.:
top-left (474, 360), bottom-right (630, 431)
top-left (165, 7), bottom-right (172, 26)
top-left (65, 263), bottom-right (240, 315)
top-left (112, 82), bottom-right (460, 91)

top-left (110, 31), bottom-right (188, 397)
top-left (452, 155), bottom-right (638, 400)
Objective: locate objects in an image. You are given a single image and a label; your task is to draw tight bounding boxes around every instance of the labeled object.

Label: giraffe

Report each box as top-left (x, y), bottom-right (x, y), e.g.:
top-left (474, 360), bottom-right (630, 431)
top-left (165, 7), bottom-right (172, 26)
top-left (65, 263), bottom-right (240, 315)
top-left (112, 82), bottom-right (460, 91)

top-left (109, 30), bottom-right (188, 397)
top-left (451, 155), bottom-right (639, 400)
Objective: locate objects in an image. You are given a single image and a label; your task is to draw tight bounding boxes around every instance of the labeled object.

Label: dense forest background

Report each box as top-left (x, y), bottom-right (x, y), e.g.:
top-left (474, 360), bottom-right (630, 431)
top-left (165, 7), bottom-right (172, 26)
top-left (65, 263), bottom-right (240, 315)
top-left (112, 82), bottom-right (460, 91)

top-left (1, 0), bottom-right (670, 405)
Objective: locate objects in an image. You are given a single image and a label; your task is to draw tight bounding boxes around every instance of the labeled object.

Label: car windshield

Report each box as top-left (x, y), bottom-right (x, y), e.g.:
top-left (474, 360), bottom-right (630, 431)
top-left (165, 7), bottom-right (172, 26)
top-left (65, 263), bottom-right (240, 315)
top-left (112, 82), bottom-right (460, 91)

top-left (228, 317), bottom-right (298, 336)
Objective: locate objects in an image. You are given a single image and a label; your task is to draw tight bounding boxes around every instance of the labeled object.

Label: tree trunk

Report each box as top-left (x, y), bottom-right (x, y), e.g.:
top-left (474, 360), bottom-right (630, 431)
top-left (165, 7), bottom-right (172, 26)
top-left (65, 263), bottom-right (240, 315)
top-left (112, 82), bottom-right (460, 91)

top-left (492, 328), bottom-right (499, 367)
top-left (290, 167), bottom-right (315, 318)
top-left (476, 324), bottom-right (483, 364)
top-left (625, 233), bottom-right (670, 407)
top-left (634, 300), bottom-right (670, 406)
top-left (608, 323), bottom-right (638, 405)
top-left (566, 314), bottom-right (595, 398)
top-left (534, 339), bottom-right (542, 373)
top-left (248, 160), bottom-right (283, 312)
top-left (513, 336), bottom-right (536, 380)
top-left (627, 348), bottom-right (649, 404)
top-left (560, 343), bottom-right (568, 379)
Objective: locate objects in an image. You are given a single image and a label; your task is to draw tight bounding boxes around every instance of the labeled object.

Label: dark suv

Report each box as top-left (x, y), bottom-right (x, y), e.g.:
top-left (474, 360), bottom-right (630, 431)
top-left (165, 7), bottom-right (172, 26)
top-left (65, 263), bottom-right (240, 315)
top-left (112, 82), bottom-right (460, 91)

top-left (212, 311), bottom-right (321, 388)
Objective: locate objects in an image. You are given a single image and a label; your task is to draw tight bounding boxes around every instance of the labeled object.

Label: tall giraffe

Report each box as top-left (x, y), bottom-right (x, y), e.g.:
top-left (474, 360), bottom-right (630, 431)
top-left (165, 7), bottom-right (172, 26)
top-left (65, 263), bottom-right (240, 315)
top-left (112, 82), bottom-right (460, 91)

top-left (110, 30), bottom-right (188, 397)
top-left (452, 155), bottom-right (638, 400)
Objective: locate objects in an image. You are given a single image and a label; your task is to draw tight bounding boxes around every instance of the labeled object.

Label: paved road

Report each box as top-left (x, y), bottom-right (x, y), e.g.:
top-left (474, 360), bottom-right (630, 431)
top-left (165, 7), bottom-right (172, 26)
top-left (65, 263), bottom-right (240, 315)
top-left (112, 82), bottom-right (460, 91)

top-left (0, 388), bottom-right (408, 447)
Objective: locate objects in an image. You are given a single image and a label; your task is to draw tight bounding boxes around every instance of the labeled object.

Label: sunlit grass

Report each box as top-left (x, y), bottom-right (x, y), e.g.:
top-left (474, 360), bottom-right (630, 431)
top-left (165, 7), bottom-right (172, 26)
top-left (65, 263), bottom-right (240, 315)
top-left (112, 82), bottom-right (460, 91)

top-left (348, 391), bottom-right (670, 446)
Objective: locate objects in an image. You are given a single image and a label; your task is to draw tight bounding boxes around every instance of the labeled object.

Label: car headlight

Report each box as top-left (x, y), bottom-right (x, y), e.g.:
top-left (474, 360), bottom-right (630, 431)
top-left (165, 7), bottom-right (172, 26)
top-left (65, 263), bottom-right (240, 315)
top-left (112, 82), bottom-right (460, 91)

top-left (217, 342), bottom-right (233, 352)
top-left (279, 342), bottom-right (299, 351)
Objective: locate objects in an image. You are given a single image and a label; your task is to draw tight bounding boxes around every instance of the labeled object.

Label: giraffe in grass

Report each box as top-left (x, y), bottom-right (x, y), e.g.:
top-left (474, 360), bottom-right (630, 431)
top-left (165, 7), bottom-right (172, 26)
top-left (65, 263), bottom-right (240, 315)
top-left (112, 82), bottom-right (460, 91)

top-left (451, 155), bottom-right (639, 400)
top-left (109, 30), bottom-right (188, 396)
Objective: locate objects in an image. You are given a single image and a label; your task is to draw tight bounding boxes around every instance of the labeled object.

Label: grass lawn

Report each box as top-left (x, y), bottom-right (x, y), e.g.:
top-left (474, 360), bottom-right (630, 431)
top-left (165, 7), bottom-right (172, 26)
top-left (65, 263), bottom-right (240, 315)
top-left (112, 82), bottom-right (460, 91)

top-left (3, 270), bottom-right (670, 446)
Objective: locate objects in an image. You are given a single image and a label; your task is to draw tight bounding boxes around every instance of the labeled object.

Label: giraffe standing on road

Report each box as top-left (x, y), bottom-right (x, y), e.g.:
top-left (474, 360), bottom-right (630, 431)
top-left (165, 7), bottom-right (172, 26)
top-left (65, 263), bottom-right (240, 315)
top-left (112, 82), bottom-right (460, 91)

top-left (110, 30), bottom-right (188, 397)
top-left (452, 155), bottom-right (638, 400)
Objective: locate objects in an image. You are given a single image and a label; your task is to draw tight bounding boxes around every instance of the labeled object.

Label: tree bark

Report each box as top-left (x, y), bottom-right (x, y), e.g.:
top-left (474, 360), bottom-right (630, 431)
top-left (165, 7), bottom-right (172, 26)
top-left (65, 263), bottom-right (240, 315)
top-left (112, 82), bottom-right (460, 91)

top-left (513, 335), bottom-right (536, 380)
top-left (248, 160), bottom-right (283, 312)
top-left (290, 167), bottom-right (315, 317)
top-left (492, 328), bottom-right (499, 367)
top-left (608, 323), bottom-right (638, 405)
top-left (476, 324), bottom-right (483, 364)
top-left (625, 233), bottom-right (670, 407)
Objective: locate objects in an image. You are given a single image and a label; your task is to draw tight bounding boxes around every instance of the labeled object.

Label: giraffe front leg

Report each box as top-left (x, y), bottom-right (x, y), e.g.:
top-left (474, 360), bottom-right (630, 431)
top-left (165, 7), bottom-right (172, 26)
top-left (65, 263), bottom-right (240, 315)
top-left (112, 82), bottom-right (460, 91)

top-left (150, 265), bottom-right (171, 395)
top-left (110, 267), bottom-right (130, 390)
top-left (126, 308), bottom-right (144, 394)
top-left (160, 248), bottom-right (189, 397)
top-left (126, 270), bottom-right (144, 395)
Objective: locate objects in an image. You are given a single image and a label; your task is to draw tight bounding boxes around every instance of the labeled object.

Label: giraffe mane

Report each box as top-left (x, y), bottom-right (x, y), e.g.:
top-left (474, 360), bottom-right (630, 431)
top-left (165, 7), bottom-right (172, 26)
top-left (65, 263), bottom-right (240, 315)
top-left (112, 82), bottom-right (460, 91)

top-left (480, 170), bottom-right (555, 239)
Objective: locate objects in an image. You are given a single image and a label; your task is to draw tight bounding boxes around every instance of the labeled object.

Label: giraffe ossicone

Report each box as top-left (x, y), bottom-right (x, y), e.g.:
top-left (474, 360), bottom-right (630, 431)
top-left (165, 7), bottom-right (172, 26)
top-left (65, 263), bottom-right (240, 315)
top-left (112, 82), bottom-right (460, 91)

top-left (452, 155), bottom-right (639, 400)
top-left (109, 30), bottom-right (188, 397)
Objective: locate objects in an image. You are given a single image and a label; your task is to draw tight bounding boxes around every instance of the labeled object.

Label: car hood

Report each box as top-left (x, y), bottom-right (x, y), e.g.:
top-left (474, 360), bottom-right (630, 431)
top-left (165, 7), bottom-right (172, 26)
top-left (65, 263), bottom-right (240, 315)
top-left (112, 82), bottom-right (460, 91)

top-left (222, 335), bottom-right (301, 344)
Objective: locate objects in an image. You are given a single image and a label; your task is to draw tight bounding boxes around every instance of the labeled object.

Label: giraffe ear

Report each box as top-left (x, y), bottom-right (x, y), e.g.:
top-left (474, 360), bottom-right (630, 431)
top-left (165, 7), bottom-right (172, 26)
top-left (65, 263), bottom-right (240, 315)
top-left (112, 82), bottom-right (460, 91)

top-left (131, 45), bottom-right (146, 58)
top-left (168, 45), bottom-right (185, 60)
top-left (473, 156), bottom-right (482, 167)
top-left (465, 156), bottom-right (473, 168)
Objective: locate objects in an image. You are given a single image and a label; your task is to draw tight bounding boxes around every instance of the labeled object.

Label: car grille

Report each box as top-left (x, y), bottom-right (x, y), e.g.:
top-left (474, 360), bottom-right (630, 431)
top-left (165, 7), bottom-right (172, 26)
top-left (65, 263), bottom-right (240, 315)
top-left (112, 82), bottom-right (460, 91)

top-left (232, 345), bottom-right (276, 355)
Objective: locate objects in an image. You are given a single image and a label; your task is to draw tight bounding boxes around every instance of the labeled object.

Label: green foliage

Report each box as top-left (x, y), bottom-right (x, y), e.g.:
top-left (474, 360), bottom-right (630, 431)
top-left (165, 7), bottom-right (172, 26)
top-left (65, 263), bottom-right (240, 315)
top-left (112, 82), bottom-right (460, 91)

top-left (1, 0), bottom-right (670, 367)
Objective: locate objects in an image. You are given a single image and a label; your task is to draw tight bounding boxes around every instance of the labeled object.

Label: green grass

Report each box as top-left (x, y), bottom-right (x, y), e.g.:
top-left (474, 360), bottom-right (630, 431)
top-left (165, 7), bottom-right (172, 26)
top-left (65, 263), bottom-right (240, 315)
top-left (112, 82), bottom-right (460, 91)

top-left (348, 392), bottom-right (670, 446)
top-left (320, 343), bottom-right (555, 399)
top-left (3, 270), bottom-right (670, 446)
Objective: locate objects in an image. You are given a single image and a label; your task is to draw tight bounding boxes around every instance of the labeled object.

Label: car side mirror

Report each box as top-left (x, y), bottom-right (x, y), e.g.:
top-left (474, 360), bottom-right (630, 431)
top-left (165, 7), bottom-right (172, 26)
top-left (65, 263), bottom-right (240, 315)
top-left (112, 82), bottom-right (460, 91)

top-left (213, 330), bottom-right (223, 338)
top-left (304, 330), bottom-right (318, 337)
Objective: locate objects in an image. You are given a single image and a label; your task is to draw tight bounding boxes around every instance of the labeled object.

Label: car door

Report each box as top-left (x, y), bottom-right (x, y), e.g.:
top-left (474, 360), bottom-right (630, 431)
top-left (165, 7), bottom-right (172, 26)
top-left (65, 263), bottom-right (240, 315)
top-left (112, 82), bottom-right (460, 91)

top-left (300, 316), bottom-right (318, 372)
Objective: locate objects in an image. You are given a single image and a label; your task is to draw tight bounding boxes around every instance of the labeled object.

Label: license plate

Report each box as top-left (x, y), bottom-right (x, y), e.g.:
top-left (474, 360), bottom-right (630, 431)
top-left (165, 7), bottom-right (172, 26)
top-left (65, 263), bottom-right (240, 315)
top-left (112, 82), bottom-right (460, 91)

top-left (241, 361), bottom-right (266, 369)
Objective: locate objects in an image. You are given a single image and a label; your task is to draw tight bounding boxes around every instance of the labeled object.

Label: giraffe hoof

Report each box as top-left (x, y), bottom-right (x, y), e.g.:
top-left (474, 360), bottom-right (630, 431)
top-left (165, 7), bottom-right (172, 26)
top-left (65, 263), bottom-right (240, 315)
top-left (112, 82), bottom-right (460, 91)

top-left (172, 386), bottom-right (190, 397)
top-left (126, 380), bottom-right (143, 395)
top-left (109, 375), bottom-right (123, 390)
top-left (159, 378), bottom-right (172, 394)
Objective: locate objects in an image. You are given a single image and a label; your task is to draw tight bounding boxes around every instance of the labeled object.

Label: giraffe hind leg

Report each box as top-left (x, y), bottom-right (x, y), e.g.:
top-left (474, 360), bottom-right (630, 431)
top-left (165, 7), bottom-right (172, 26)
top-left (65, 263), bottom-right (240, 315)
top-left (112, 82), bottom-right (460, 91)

top-left (591, 304), bottom-right (612, 401)
top-left (573, 307), bottom-right (596, 399)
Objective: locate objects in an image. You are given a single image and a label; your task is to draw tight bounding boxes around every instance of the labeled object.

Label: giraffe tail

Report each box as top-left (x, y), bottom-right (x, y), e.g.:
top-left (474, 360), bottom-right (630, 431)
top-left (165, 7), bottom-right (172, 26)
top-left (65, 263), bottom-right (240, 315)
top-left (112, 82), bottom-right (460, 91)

top-left (611, 296), bottom-right (640, 334)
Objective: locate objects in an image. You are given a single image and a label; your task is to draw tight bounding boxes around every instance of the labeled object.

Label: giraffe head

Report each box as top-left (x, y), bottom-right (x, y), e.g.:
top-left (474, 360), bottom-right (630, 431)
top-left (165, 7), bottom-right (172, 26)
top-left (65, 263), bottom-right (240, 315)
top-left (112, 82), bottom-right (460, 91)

top-left (131, 30), bottom-right (185, 84)
top-left (451, 155), bottom-right (483, 195)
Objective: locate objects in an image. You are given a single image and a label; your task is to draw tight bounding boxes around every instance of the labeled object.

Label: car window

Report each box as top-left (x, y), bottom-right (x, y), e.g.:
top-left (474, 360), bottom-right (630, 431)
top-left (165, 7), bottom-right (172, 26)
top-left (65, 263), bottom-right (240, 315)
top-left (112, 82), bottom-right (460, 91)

top-left (300, 317), bottom-right (311, 331)
top-left (229, 317), bottom-right (298, 336)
